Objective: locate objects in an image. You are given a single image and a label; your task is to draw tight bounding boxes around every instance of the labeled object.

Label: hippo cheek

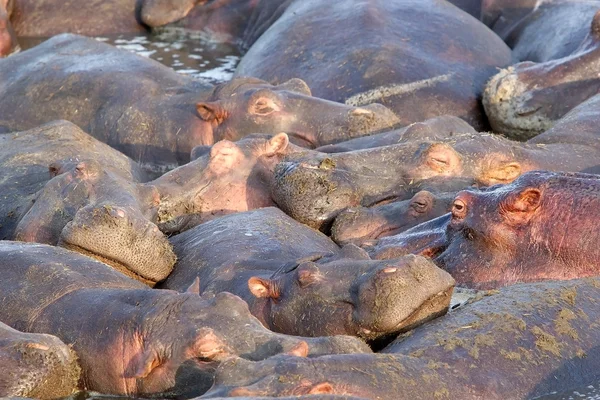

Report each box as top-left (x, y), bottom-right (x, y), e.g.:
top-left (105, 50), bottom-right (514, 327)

top-left (58, 205), bottom-right (176, 286)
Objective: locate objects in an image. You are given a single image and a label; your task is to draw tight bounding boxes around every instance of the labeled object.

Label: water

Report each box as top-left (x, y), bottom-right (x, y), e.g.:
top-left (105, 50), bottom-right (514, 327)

top-left (17, 30), bottom-right (241, 85)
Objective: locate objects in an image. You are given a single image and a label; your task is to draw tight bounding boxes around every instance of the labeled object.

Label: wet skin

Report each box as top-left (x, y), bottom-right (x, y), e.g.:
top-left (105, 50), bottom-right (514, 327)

top-left (0, 34), bottom-right (398, 175)
top-left (202, 276), bottom-right (600, 400)
top-left (0, 242), bottom-right (371, 398)
top-left (160, 207), bottom-right (456, 342)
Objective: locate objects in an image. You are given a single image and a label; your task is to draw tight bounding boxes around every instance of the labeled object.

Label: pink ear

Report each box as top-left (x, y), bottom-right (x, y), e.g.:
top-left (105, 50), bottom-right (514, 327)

top-left (308, 382), bottom-right (334, 394)
top-left (504, 188), bottom-right (542, 224)
top-left (248, 277), bottom-right (279, 299)
top-left (197, 101), bottom-right (226, 123)
top-left (266, 132), bottom-right (290, 156)
top-left (286, 341), bottom-right (309, 357)
top-left (185, 277), bottom-right (200, 295)
top-left (425, 143), bottom-right (461, 173)
top-left (209, 140), bottom-right (243, 173)
top-left (128, 349), bottom-right (160, 379)
top-left (194, 328), bottom-right (227, 359)
top-left (297, 263), bottom-right (321, 287)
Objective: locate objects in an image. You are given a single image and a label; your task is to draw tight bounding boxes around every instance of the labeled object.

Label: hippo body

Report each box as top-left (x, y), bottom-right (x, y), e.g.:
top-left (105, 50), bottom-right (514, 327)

top-left (483, 1), bottom-right (600, 139)
top-left (0, 241), bottom-right (370, 397)
top-left (0, 34), bottom-right (397, 174)
top-left (371, 171), bottom-right (600, 289)
top-left (0, 321), bottom-right (80, 399)
top-left (160, 207), bottom-right (456, 342)
top-left (202, 277), bottom-right (600, 399)
top-left (235, 0), bottom-right (511, 130)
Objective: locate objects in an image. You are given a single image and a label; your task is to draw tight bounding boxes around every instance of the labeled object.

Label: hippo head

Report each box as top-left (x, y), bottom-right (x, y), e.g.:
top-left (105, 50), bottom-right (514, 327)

top-left (139, 0), bottom-right (259, 42)
top-left (0, 0), bottom-right (18, 57)
top-left (194, 77), bottom-right (400, 148)
top-left (14, 160), bottom-right (176, 286)
top-left (331, 190), bottom-right (455, 246)
top-left (247, 248), bottom-right (455, 342)
top-left (483, 11), bottom-right (600, 140)
top-left (0, 324), bottom-right (80, 399)
top-left (151, 133), bottom-right (297, 233)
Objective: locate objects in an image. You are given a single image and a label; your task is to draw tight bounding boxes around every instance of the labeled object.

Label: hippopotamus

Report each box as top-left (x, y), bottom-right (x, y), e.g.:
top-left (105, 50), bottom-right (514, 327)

top-left (316, 115), bottom-right (477, 153)
top-left (483, 1), bottom-right (600, 139)
top-left (7, 0), bottom-right (146, 36)
top-left (159, 207), bottom-right (456, 342)
top-left (371, 171), bottom-right (600, 289)
top-left (0, 0), bottom-right (17, 57)
top-left (0, 242), bottom-right (371, 397)
top-left (0, 34), bottom-right (398, 174)
top-left (202, 276), bottom-right (600, 399)
top-left (331, 190), bottom-right (456, 247)
top-left (14, 130), bottom-right (298, 285)
top-left (0, 321), bottom-right (80, 399)
top-left (234, 0), bottom-right (511, 130)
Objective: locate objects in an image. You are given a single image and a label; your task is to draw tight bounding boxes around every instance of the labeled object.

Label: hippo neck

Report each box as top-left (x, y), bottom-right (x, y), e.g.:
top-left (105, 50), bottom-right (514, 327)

top-left (517, 142), bottom-right (600, 173)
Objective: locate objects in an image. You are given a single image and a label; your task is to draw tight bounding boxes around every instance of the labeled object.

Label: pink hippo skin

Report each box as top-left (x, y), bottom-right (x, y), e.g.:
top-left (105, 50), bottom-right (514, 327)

top-left (0, 242), bottom-right (371, 397)
top-left (0, 0), bottom-right (17, 56)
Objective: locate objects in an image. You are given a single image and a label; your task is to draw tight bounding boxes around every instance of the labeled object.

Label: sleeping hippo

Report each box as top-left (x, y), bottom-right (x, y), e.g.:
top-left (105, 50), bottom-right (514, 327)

top-left (202, 276), bottom-right (600, 399)
top-left (0, 321), bottom-right (80, 399)
top-left (0, 0), bottom-right (17, 57)
top-left (0, 242), bottom-right (370, 398)
top-left (483, 1), bottom-right (600, 139)
top-left (371, 171), bottom-right (600, 289)
top-left (12, 129), bottom-right (298, 285)
top-left (159, 207), bottom-right (456, 343)
top-left (0, 34), bottom-right (398, 174)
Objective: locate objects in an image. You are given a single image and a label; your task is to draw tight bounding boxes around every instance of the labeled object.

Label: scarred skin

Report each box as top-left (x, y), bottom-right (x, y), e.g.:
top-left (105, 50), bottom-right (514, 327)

top-left (0, 0), bottom-right (17, 57)
top-left (14, 132), bottom-right (298, 285)
top-left (0, 321), bottom-right (80, 399)
top-left (0, 242), bottom-right (371, 397)
top-left (159, 207), bottom-right (456, 342)
top-left (371, 171), bottom-right (600, 289)
top-left (316, 115), bottom-right (477, 153)
top-left (483, 1), bottom-right (600, 139)
top-left (235, 0), bottom-right (511, 131)
top-left (201, 276), bottom-right (600, 399)
top-left (0, 34), bottom-right (398, 175)
top-left (331, 190), bottom-right (456, 247)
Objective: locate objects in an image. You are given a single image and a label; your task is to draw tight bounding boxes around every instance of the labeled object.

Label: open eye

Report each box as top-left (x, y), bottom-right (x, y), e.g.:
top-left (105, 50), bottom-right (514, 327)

top-left (451, 199), bottom-right (467, 219)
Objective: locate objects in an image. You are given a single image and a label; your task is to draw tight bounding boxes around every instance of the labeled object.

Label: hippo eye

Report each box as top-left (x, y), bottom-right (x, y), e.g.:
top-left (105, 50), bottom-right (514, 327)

top-left (451, 199), bottom-right (467, 219)
top-left (411, 201), bottom-right (429, 213)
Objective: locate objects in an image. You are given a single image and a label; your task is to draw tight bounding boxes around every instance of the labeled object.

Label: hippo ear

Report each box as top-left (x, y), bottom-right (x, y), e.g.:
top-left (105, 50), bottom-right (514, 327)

top-left (297, 262), bottom-right (321, 288)
top-left (194, 328), bottom-right (228, 359)
top-left (185, 277), bottom-right (200, 295)
top-left (209, 140), bottom-right (243, 173)
top-left (48, 162), bottom-right (64, 177)
top-left (277, 78), bottom-right (312, 96)
top-left (129, 349), bottom-right (161, 379)
top-left (197, 101), bottom-right (227, 123)
top-left (248, 277), bottom-right (280, 299)
top-left (285, 341), bottom-right (309, 357)
top-left (308, 382), bottom-right (334, 394)
top-left (265, 133), bottom-right (290, 156)
top-left (485, 162), bottom-right (522, 184)
top-left (503, 188), bottom-right (542, 224)
top-left (424, 143), bottom-right (461, 174)
top-left (190, 145), bottom-right (212, 160)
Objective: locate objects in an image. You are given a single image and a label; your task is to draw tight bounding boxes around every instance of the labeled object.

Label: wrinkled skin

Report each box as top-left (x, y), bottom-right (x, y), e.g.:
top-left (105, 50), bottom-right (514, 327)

top-left (236, 0), bottom-right (511, 131)
top-left (0, 0), bottom-right (17, 57)
top-left (202, 277), bottom-right (600, 399)
top-left (0, 34), bottom-right (398, 175)
top-left (9, 0), bottom-right (146, 36)
top-left (0, 321), bottom-right (80, 399)
top-left (0, 242), bottom-right (370, 397)
top-left (483, 2), bottom-right (600, 139)
top-left (15, 133), bottom-right (296, 285)
top-left (160, 208), bottom-right (455, 342)
top-left (316, 115), bottom-right (477, 153)
top-left (371, 171), bottom-right (600, 289)
top-left (331, 190), bottom-right (456, 247)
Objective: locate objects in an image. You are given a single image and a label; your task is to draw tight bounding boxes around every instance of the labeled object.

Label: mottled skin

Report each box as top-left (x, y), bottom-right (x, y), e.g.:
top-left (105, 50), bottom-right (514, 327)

top-left (16, 133), bottom-right (296, 285)
top-left (316, 115), bottom-right (477, 153)
top-left (202, 277), bottom-right (600, 399)
top-left (0, 34), bottom-right (397, 174)
top-left (483, 1), bottom-right (600, 139)
top-left (160, 208), bottom-right (455, 342)
top-left (0, 242), bottom-right (370, 397)
top-left (372, 171), bottom-right (600, 289)
top-left (0, 0), bottom-right (17, 57)
top-left (0, 321), bottom-right (80, 399)
top-left (9, 0), bottom-right (146, 36)
top-left (331, 190), bottom-right (456, 247)
top-left (235, 0), bottom-right (511, 131)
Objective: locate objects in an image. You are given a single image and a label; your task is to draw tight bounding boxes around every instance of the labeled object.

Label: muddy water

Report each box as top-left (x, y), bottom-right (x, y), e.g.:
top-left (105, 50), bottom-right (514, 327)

top-left (18, 30), bottom-right (241, 84)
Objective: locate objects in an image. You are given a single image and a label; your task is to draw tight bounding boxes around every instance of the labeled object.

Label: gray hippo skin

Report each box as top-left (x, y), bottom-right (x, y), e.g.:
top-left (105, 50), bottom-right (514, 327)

top-left (483, 1), bottom-right (600, 139)
top-left (0, 321), bottom-right (80, 399)
top-left (0, 242), bottom-right (370, 397)
top-left (201, 277), bottom-right (600, 399)
top-left (235, 0), bottom-right (511, 131)
top-left (0, 34), bottom-right (398, 174)
top-left (371, 171), bottom-right (600, 289)
top-left (13, 132), bottom-right (301, 285)
top-left (160, 208), bottom-right (456, 342)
